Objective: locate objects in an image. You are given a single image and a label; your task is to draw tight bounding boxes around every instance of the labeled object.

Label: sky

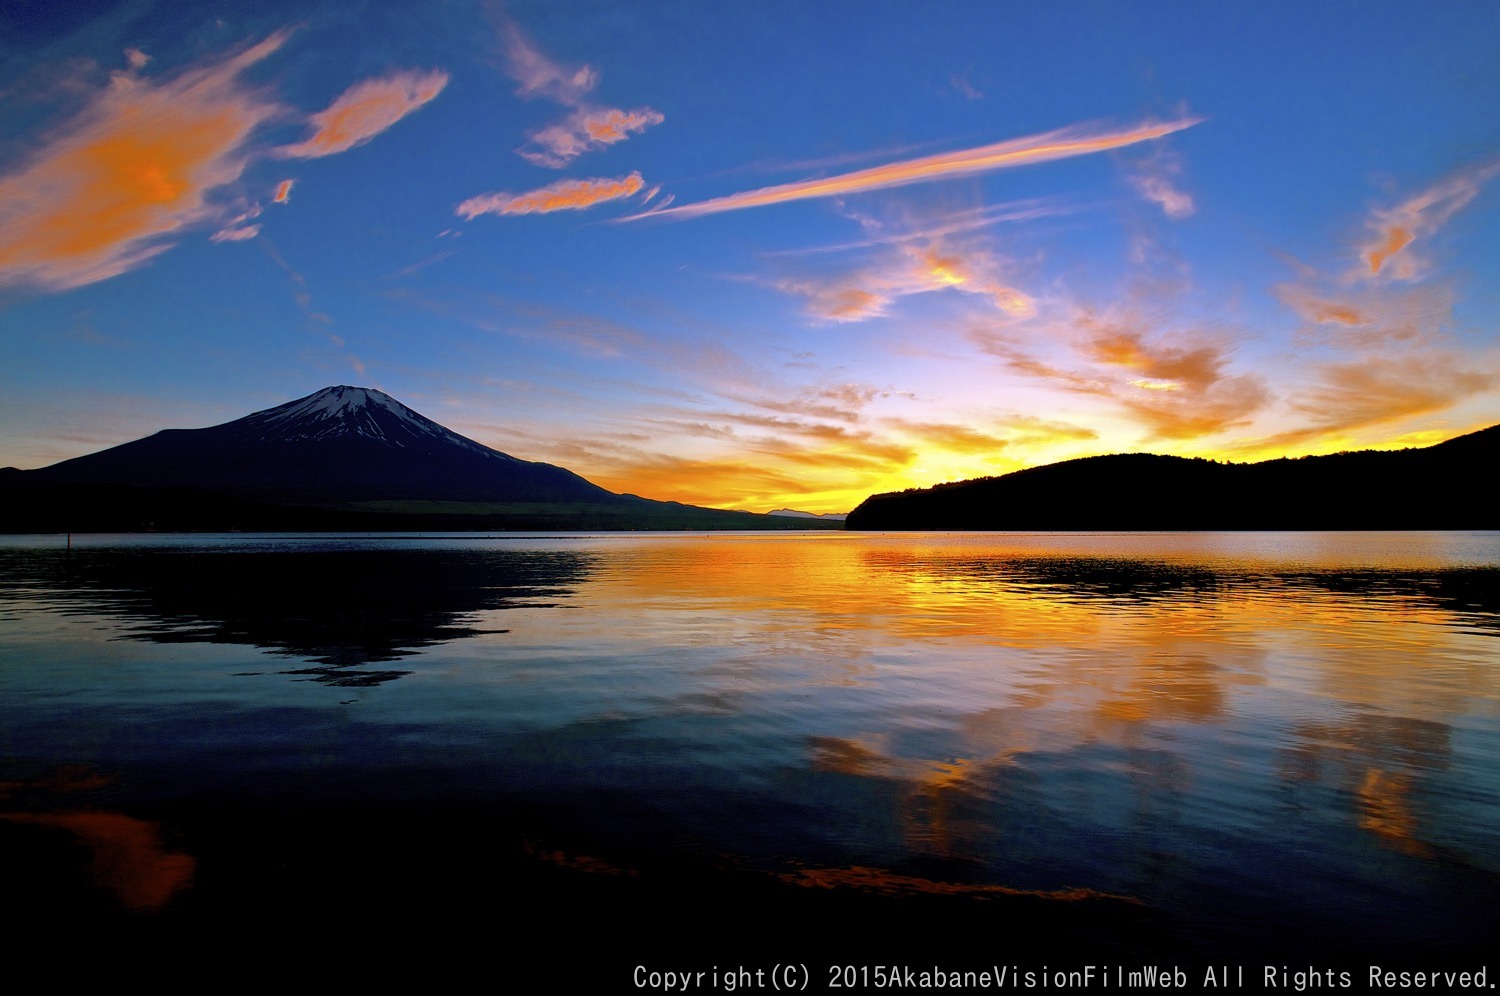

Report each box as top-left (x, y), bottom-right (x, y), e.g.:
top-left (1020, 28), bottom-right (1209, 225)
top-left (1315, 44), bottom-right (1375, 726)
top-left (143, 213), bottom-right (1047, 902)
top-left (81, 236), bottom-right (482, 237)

top-left (2, 0), bottom-right (1498, 514)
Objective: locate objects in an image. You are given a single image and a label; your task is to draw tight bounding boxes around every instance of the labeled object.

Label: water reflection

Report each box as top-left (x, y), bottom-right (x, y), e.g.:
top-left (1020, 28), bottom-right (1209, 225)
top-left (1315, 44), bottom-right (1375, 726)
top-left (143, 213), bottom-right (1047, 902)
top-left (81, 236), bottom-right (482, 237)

top-left (0, 532), bottom-right (1496, 957)
top-left (0, 543), bottom-right (593, 684)
top-left (0, 767), bottom-right (195, 911)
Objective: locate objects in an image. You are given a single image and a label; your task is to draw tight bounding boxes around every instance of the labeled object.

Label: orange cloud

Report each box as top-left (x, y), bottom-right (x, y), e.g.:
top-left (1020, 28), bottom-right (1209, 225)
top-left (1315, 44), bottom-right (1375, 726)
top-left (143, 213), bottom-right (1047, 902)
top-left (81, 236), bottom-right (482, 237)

top-left (891, 420), bottom-right (1011, 455)
top-left (777, 279), bottom-right (891, 322)
top-left (1264, 354), bottom-right (1494, 448)
top-left (1119, 378), bottom-right (1270, 440)
top-left (1277, 271), bottom-right (1457, 348)
top-left (1080, 319), bottom-right (1269, 439)
top-left (1276, 285), bottom-right (1367, 326)
top-left (520, 106), bottom-right (665, 167)
top-left (720, 383), bottom-right (887, 423)
top-left (583, 108), bottom-right (661, 144)
top-left (457, 172), bottom-right (646, 218)
top-left (780, 241), bottom-right (1034, 323)
top-left (912, 247), bottom-right (1035, 317)
top-left (279, 69), bottom-right (448, 158)
top-left (1083, 324), bottom-right (1226, 392)
top-left (1364, 226), bottom-right (1413, 275)
top-left (1358, 162), bottom-right (1499, 281)
top-left (0, 33), bottom-right (286, 290)
top-left (273, 178), bottom-right (294, 203)
top-left (625, 117), bottom-right (1201, 220)
top-left (554, 426), bottom-right (911, 513)
top-left (982, 314), bottom-right (1269, 441)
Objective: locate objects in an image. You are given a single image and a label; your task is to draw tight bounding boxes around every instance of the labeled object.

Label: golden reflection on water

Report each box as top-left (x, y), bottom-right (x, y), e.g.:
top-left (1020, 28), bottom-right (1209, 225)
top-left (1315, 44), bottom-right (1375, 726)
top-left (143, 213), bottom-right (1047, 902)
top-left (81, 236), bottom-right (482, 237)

top-left (489, 532), bottom-right (1498, 870)
top-left (2, 532), bottom-right (1495, 923)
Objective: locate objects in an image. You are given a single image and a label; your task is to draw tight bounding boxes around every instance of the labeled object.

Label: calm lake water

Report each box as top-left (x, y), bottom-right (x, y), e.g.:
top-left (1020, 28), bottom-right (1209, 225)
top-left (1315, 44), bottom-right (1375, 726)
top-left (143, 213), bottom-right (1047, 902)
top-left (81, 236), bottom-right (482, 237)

top-left (2, 531), bottom-right (1497, 978)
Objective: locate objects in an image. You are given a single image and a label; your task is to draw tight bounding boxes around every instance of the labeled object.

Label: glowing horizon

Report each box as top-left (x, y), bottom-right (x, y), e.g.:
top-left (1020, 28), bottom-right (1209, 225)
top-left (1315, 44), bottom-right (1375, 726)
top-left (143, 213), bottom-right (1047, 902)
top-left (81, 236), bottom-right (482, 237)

top-left (1, 3), bottom-right (1497, 515)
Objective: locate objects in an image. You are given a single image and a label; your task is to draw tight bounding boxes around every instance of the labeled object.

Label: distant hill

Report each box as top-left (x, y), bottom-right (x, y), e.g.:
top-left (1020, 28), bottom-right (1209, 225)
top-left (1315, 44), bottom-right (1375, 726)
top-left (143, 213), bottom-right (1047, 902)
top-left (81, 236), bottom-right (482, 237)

top-left (0, 386), bottom-right (838, 532)
top-left (845, 425), bottom-right (1498, 530)
top-left (767, 508), bottom-right (848, 521)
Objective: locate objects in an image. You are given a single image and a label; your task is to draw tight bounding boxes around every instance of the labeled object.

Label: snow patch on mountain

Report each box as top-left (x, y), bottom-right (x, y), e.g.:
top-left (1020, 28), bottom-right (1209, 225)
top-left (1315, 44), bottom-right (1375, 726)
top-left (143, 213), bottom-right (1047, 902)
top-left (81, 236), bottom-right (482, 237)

top-left (241, 386), bottom-right (518, 460)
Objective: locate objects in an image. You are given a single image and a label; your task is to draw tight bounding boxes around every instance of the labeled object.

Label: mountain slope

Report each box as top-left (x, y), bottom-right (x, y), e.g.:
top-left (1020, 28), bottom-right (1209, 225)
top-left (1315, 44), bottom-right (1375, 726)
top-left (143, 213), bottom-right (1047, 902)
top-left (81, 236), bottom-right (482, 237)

top-left (16, 386), bottom-right (612, 504)
top-left (845, 425), bottom-right (1499, 530)
top-left (1, 386), bottom-right (835, 532)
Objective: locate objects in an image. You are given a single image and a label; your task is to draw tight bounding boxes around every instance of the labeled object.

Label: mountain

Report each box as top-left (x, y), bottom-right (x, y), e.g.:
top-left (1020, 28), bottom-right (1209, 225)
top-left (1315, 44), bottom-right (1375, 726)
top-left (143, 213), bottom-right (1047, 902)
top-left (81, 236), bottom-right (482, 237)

top-left (845, 424), bottom-right (1499, 530)
top-left (767, 508), bottom-right (848, 521)
top-left (0, 386), bottom-right (838, 532)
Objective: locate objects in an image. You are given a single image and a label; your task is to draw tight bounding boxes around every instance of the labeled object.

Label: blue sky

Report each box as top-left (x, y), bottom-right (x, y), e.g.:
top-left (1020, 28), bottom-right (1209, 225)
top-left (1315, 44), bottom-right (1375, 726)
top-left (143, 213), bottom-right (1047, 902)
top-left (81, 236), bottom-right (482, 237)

top-left (3, 0), bottom-right (1497, 512)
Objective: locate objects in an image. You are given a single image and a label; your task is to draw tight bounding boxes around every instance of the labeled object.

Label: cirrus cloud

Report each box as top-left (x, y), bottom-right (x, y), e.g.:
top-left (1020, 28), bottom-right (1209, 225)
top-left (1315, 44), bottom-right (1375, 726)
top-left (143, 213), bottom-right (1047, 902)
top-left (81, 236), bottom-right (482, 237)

top-left (278, 69), bottom-right (449, 159)
top-left (457, 171), bottom-right (646, 218)
top-left (624, 117), bottom-right (1201, 221)
top-left (1358, 162), bottom-right (1500, 281)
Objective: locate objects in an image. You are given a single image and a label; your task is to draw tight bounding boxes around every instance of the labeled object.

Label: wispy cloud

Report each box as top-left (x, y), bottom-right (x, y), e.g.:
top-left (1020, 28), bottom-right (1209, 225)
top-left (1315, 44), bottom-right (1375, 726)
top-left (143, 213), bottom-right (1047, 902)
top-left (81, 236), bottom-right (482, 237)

top-left (500, 21), bottom-right (597, 105)
top-left (278, 69), bottom-right (448, 159)
top-left (1258, 165), bottom-right (1498, 451)
top-left (210, 197), bottom-right (264, 243)
top-left (1275, 281), bottom-right (1454, 345)
top-left (273, 179), bottom-right (294, 203)
top-left (978, 311), bottom-right (1270, 441)
top-left (722, 382), bottom-right (890, 423)
top-left (456, 171), bottom-right (646, 217)
top-left (209, 223), bottom-right (259, 243)
top-left (890, 419), bottom-right (1011, 455)
top-left (0, 32), bottom-right (287, 290)
top-left (776, 241), bottom-right (1034, 323)
top-left (625, 117), bottom-right (1201, 221)
top-left (949, 73), bottom-right (983, 100)
top-left (1127, 150), bottom-right (1194, 218)
top-left (1358, 162), bottom-right (1499, 280)
top-left (497, 18), bottom-right (662, 167)
top-left (519, 106), bottom-right (664, 167)
top-left (1079, 318), bottom-right (1269, 439)
top-left (1259, 354), bottom-right (1494, 449)
top-left (764, 199), bottom-right (1067, 257)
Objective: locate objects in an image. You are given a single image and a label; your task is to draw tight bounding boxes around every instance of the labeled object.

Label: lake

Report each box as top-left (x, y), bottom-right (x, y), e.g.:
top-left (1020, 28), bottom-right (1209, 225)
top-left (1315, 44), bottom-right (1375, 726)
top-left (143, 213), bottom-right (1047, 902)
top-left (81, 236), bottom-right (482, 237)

top-left (2, 531), bottom-right (1497, 984)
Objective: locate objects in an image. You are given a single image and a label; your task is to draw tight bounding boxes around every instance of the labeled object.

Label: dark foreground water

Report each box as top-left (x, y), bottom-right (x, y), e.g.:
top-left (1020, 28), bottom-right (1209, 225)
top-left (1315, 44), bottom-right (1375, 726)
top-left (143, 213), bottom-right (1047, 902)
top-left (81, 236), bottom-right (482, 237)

top-left (2, 532), bottom-right (1497, 987)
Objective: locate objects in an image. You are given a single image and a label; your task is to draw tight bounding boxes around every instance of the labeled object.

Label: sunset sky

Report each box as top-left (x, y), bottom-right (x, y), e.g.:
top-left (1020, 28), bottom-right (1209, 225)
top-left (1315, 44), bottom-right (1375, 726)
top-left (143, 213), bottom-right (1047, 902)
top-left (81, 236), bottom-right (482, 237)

top-left (2, 1), bottom-right (1497, 513)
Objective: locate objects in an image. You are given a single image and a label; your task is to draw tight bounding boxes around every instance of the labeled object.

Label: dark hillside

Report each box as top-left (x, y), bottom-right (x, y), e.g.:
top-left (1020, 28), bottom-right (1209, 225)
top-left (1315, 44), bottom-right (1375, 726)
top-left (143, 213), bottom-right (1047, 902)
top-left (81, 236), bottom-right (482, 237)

top-left (846, 425), bottom-right (1498, 530)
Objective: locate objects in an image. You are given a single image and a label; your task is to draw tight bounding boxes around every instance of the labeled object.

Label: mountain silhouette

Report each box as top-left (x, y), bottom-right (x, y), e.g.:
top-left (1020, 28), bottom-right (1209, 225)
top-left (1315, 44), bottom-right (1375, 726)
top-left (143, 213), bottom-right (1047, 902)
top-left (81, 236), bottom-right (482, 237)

top-left (0, 386), bottom-right (833, 532)
top-left (846, 425), bottom-right (1498, 530)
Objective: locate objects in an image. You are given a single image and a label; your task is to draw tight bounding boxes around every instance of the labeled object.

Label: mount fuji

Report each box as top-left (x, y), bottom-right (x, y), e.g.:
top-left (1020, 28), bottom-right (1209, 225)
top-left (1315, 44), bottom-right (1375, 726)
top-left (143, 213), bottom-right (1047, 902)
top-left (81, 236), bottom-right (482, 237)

top-left (1, 386), bottom-right (834, 532)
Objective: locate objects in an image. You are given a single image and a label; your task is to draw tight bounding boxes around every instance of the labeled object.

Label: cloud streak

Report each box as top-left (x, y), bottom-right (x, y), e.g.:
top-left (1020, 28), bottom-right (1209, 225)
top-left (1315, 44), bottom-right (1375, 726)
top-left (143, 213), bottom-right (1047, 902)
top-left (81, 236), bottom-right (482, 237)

top-left (520, 106), bottom-right (664, 167)
top-left (1359, 162), bottom-right (1499, 280)
top-left (457, 172), bottom-right (646, 217)
top-left (1128, 150), bottom-right (1194, 218)
top-left (501, 21), bottom-right (597, 104)
top-left (625, 117), bottom-right (1201, 221)
top-left (0, 33), bottom-right (287, 290)
top-left (498, 19), bottom-right (661, 167)
top-left (978, 312), bottom-right (1270, 441)
top-left (1260, 354), bottom-right (1495, 450)
top-left (776, 241), bottom-right (1034, 323)
top-left (278, 69), bottom-right (448, 159)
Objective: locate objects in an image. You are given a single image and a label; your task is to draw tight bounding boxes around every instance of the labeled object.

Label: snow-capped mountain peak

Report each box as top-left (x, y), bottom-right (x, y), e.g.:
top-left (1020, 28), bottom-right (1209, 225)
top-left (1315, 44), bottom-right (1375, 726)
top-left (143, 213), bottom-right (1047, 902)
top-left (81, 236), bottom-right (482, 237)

top-left (238, 385), bottom-right (508, 458)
